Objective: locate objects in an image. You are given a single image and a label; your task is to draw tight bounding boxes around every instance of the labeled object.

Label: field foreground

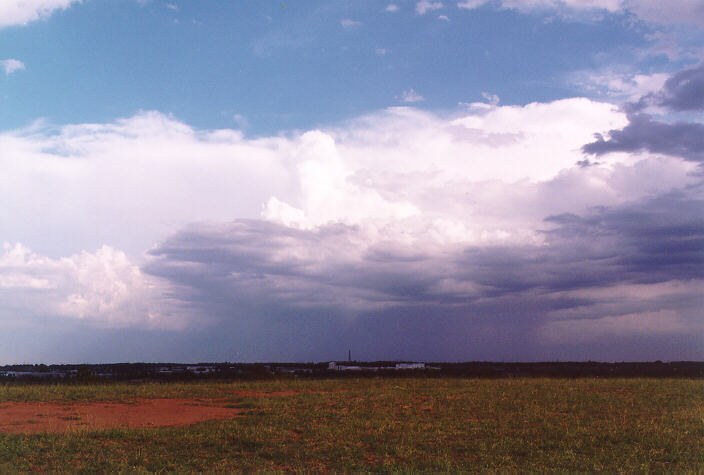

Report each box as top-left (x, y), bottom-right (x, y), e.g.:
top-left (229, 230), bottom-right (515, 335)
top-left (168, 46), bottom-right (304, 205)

top-left (0, 378), bottom-right (701, 471)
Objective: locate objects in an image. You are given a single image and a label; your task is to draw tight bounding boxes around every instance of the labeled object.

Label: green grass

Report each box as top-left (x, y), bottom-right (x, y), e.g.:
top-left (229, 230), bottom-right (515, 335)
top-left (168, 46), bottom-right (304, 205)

top-left (0, 378), bottom-right (702, 472)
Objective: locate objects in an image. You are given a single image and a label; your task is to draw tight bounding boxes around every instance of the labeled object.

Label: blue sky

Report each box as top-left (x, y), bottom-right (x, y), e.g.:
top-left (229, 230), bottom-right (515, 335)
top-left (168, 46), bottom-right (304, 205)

top-left (1, 0), bottom-right (663, 134)
top-left (0, 0), bottom-right (703, 363)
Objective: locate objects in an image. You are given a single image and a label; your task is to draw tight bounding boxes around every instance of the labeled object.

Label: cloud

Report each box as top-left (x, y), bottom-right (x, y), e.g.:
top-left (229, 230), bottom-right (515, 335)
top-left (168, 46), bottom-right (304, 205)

top-left (232, 113), bottom-right (248, 128)
top-left (583, 65), bottom-right (704, 162)
top-left (633, 64), bottom-right (704, 113)
top-left (482, 91), bottom-right (500, 105)
top-left (1, 59), bottom-right (25, 75)
top-left (416, 1), bottom-right (443, 15)
top-left (145, 189), bottom-right (704, 359)
top-left (540, 310), bottom-right (694, 344)
top-left (0, 110), bottom-right (293, 257)
top-left (3, 98), bottom-right (701, 359)
top-left (458, 0), bottom-right (621, 12)
top-left (0, 99), bottom-right (662, 261)
top-left (457, 0), bottom-right (704, 27)
top-left (543, 191), bottom-right (704, 285)
top-left (385, 4), bottom-right (400, 12)
top-left (340, 18), bottom-right (362, 28)
top-left (624, 0), bottom-right (704, 28)
top-left (0, 0), bottom-right (80, 28)
top-left (136, 98), bottom-right (701, 358)
top-left (259, 99), bottom-right (693, 238)
top-left (583, 114), bottom-right (704, 162)
top-left (568, 70), bottom-right (669, 103)
top-left (150, 190), bottom-right (704, 313)
top-left (400, 88), bottom-right (425, 103)
top-left (457, 0), bottom-right (488, 9)
top-left (0, 243), bottom-right (180, 329)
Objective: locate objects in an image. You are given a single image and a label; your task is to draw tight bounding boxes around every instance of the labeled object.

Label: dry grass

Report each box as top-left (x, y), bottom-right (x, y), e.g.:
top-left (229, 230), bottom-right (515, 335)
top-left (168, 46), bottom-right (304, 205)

top-left (0, 377), bottom-right (702, 471)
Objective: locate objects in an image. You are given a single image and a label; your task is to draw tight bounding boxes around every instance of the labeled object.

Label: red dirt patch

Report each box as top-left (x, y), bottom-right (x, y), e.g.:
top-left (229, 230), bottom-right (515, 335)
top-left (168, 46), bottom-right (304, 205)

top-left (0, 399), bottom-right (241, 434)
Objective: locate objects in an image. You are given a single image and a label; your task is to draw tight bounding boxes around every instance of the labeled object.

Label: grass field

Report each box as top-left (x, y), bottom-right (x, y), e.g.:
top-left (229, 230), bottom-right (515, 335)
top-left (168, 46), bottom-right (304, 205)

top-left (0, 377), bottom-right (702, 472)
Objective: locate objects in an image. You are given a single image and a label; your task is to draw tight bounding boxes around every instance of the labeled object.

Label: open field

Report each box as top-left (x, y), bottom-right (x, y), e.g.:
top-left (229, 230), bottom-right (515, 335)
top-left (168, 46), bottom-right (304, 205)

top-left (0, 377), bottom-right (702, 472)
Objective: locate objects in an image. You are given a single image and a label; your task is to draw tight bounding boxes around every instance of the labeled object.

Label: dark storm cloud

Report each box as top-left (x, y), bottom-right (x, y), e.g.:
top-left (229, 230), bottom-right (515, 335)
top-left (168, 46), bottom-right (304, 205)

top-left (584, 64), bottom-right (704, 162)
top-left (582, 114), bottom-right (704, 162)
top-left (657, 64), bottom-right (704, 112)
top-left (146, 219), bottom-right (456, 309)
top-left (142, 188), bottom-right (704, 361)
top-left (630, 64), bottom-right (704, 113)
top-left (544, 192), bottom-right (704, 283)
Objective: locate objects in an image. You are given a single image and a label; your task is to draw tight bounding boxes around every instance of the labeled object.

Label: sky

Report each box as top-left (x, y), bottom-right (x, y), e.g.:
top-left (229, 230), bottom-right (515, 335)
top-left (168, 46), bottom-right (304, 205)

top-left (1, 0), bottom-right (703, 363)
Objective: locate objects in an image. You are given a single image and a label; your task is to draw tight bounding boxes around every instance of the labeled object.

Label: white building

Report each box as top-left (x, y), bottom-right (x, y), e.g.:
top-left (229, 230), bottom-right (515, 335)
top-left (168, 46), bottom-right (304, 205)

top-left (395, 363), bottom-right (426, 370)
top-left (328, 362), bottom-right (363, 371)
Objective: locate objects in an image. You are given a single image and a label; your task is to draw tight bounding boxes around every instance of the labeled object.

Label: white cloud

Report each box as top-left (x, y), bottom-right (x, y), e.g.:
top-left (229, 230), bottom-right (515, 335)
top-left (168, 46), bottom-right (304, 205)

top-left (481, 91), bottom-right (500, 105)
top-left (263, 98), bottom-right (695, 242)
top-left (642, 31), bottom-right (702, 61)
top-left (502, 0), bottom-right (622, 11)
top-left (4, 101), bottom-right (689, 259)
top-left (0, 111), bottom-right (293, 257)
top-left (400, 88), bottom-right (425, 103)
top-left (376, 48), bottom-right (389, 56)
top-left (232, 113), bottom-right (248, 128)
top-left (263, 130), bottom-right (420, 229)
top-left (0, 0), bottom-right (80, 28)
top-left (0, 243), bottom-right (181, 328)
top-left (385, 4), bottom-right (400, 12)
top-left (457, 0), bottom-right (489, 9)
top-left (340, 18), bottom-right (362, 28)
top-left (457, 0), bottom-right (704, 26)
top-left (416, 0), bottom-right (444, 15)
top-left (438, 14), bottom-right (450, 20)
top-left (458, 0), bottom-right (622, 12)
top-left (568, 70), bottom-right (669, 103)
top-left (625, 0), bottom-right (704, 28)
top-left (1, 59), bottom-right (25, 75)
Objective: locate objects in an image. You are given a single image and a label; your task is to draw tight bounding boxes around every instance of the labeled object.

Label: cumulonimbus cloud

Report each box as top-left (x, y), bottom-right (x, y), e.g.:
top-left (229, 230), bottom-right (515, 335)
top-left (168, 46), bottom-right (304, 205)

top-left (145, 189), bottom-right (704, 358)
top-left (1, 96), bottom-right (701, 359)
top-left (147, 190), bottom-right (704, 311)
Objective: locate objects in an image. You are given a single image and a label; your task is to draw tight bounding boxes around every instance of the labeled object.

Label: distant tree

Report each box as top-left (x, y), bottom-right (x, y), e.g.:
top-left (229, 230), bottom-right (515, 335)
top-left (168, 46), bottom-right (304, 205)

top-left (76, 366), bottom-right (93, 380)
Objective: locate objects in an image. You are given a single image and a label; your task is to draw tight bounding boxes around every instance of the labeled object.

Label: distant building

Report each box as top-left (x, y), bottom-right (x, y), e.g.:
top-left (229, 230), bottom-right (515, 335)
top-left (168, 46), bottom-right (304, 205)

top-left (328, 362), bottom-right (363, 371)
top-left (396, 363), bottom-right (425, 370)
top-left (186, 365), bottom-right (216, 374)
top-left (328, 361), bottom-right (427, 371)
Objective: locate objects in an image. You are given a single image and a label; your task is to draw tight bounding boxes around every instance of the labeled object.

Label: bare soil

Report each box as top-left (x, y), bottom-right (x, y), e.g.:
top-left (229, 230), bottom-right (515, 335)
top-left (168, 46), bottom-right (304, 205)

top-left (0, 398), bottom-right (242, 434)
